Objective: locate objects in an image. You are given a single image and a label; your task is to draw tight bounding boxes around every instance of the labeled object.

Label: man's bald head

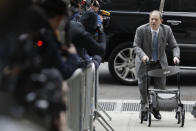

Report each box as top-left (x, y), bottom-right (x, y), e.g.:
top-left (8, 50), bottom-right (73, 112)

top-left (149, 10), bottom-right (162, 30)
top-left (149, 10), bottom-right (162, 19)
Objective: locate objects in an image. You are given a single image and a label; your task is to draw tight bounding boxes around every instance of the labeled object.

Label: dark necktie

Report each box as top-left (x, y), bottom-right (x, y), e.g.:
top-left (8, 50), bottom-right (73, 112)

top-left (152, 31), bottom-right (158, 61)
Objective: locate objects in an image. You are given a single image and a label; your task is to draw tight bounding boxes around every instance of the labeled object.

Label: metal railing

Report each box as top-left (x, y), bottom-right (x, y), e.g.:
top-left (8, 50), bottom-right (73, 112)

top-left (67, 63), bottom-right (114, 131)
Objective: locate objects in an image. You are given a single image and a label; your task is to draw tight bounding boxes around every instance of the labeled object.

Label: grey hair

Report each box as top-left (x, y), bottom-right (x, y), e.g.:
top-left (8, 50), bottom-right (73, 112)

top-left (149, 10), bottom-right (162, 19)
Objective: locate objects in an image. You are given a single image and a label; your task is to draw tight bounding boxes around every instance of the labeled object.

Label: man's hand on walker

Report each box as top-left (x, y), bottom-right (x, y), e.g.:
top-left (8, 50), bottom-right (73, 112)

top-left (173, 57), bottom-right (180, 65)
top-left (142, 55), bottom-right (149, 64)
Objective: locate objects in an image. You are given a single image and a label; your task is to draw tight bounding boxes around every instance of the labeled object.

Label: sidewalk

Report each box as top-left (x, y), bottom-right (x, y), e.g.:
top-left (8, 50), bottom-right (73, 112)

top-left (94, 111), bottom-right (196, 131)
top-left (94, 109), bottom-right (196, 131)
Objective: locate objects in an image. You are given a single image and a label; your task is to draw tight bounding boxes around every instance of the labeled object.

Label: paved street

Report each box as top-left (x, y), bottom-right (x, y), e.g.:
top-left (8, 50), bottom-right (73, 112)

top-left (98, 62), bottom-right (196, 101)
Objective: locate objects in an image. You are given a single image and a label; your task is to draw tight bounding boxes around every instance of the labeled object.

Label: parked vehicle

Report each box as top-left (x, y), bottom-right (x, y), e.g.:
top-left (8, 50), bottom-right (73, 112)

top-left (100, 0), bottom-right (196, 85)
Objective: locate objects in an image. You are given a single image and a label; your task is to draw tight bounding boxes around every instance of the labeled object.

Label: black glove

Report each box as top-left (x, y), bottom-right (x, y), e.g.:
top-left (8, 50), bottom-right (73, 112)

top-left (92, 55), bottom-right (102, 69)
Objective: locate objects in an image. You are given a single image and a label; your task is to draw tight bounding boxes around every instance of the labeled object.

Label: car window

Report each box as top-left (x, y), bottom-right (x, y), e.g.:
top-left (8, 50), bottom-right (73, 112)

top-left (101, 0), bottom-right (161, 12)
top-left (164, 0), bottom-right (196, 12)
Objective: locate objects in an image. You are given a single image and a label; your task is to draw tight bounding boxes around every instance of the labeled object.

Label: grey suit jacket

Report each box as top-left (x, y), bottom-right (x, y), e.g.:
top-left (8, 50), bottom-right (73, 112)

top-left (133, 23), bottom-right (180, 77)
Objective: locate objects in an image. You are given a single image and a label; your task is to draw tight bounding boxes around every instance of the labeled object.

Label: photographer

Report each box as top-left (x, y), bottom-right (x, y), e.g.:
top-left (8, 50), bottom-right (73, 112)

top-left (88, 0), bottom-right (103, 31)
top-left (0, 0), bottom-right (80, 131)
top-left (25, 1), bottom-right (81, 130)
top-left (70, 10), bottom-right (106, 68)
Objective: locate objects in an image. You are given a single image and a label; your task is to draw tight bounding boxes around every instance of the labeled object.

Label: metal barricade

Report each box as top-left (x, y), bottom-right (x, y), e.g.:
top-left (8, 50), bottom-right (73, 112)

top-left (93, 66), bottom-right (115, 131)
top-left (67, 63), bottom-right (95, 131)
top-left (67, 63), bottom-right (114, 131)
top-left (67, 68), bottom-right (84, 131)
top-left (83, 63), bottom-right (96, 131)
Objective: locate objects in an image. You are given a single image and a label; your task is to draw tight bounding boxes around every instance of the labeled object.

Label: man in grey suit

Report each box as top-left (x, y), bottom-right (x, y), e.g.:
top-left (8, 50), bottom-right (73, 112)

top-left (133, 10), bottom-right (180, 120)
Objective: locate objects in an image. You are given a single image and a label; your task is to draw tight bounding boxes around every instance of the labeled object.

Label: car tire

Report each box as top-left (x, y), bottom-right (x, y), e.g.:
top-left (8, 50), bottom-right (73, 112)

top-left (108, 42), bottom-right (137, 85)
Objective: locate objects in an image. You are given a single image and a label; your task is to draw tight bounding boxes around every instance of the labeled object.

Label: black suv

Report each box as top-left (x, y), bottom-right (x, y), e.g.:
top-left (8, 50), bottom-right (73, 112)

top-left (100, 0), bottom-right (196, 85)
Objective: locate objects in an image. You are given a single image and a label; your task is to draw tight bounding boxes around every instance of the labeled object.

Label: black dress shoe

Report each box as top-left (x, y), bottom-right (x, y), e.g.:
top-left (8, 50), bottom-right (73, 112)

top-left (152, 109), bottom-right (161, 120)
top-left (140, 103), bottom-right (148, 121)
top-left (143, 112), bottom-right (148, 121)
top-left (139, 111), bottom-right (147, 121)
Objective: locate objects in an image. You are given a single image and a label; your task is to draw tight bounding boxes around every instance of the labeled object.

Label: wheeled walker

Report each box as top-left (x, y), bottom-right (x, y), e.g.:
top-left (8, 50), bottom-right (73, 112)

top-left (140, 65), bottom-right (185, 127)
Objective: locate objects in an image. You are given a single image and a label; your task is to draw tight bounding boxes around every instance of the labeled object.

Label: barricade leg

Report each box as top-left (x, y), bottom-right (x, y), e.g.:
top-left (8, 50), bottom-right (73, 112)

top-left (93, 66), bottom-right (114, 131)
top-left (84, 63), bottom-right (96, 131)
top-left (67, 63), bottom-right (114, 131)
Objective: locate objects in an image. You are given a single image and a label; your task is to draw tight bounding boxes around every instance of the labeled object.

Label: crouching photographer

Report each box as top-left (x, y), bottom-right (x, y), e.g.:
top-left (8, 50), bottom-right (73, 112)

top-left (70, 10), bottom-right (106, 69)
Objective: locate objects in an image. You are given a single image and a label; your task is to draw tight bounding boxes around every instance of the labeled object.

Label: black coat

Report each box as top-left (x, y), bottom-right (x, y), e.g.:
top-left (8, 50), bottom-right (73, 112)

top-left (37, 27), bottom-right (80, 80)
top-left (70, 21), bottom-right (106, 59)
top-left (22, 5), bottom-right (80, 80)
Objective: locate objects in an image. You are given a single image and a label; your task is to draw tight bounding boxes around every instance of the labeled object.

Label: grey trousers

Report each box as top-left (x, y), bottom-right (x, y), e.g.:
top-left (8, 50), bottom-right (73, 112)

top-left (138, 62), bottom-right (166, 106)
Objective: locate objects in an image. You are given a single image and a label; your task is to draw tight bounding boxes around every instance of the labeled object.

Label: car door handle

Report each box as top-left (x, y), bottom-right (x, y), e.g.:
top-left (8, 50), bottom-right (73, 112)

top-left (166, 20), bottom-right (182, 25)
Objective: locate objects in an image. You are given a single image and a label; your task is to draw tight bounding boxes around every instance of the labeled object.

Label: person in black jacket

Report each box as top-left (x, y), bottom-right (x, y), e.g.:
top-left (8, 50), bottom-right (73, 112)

top-left (70, 10), bottom-right (106, 68)
top-left (0, 1), bottom-right (80, 131)
top-left (31, 0), bottom-right (80, 80)
top-left (25, 1), bottom-right (80, 130)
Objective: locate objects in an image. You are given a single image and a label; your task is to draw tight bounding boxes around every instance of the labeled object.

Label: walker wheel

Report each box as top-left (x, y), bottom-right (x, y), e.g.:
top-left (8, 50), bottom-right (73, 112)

top-left (181, 108), bottom-right (185, 127)
top-left (176, 112), bottom-right (181, 124)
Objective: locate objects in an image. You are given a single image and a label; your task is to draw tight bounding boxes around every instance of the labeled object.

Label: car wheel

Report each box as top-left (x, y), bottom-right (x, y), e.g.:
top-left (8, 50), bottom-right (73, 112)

top-left (108, 42), bottom-right (137, 85)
